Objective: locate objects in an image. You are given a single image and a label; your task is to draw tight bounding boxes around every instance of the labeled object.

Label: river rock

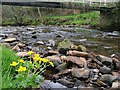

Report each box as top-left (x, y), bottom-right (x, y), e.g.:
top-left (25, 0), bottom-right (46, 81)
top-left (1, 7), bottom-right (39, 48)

top-left (12, 45), bottom-right (21, 51)
top-left (77, 45), bottom-right (87, 52)
top-left (58, 79), bottom-right (74, 88)
top-left (55, 63), bottom-right (68, 72)
top-left (67, 50), bottom-right (88, 57)
top-left (99, 66), bottom-right (111, 74)
top-left (61, 56), bottom-right (87, 68)
top-left (17, 43), bottom-right (26, 47)
top-left (71, 68), bottom-right (90, 79)
top-left (35, 41), bottom-right (44, 45)
top-left (112, 81), bottom-right (120, 88)
top-left (41, 80), bottom-right (67, 89)
top-left (58, 38), bottom-right (74, 49)
top-left (27, 27), bottom-right (35, 30)
top-left (100, 74), bottom-right (117, 86)
top-left (112, 58), bottom-right (120, 70)
top-left (48, 50), bottom-right (59, 55)
top-left (92, 69), bottom-right (99, 74)
top-left (98, 55), bottom-right (113, 66)
top-left (16, 52), bottom-right (29, 57)
top-left (48, 39), bottom-right (55, 47)
top-left (46, 55), bottom-right (62, 67)
top-left (4, 38), bottom-right (16, 43)
top-left (32, 35), bottom-right (37, 39)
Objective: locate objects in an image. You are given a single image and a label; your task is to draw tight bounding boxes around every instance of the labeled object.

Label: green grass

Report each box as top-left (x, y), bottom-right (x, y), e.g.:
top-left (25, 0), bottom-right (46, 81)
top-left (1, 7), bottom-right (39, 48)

top-left (44, 11), bottom-right (100, 27)
top-left (1, 45), bottom-right (20, 88)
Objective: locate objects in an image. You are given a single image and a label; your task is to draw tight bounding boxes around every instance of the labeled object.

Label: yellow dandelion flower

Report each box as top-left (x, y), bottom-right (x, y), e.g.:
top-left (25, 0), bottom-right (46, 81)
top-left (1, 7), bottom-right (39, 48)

top-left (10, 61), bottom-right (19, 66)
top-left (33, 57), bottom-right (40, 61)
top-left (19, 59), bottom-right (25, 63)
top-left (42, 58), bottom-right (50, 63)
top-left (17, 66), bottom-right (27, 72)
top-left (34, 54), bottom-right (40, 58)
top-left (28, 51), bottom-right (34, 55)
top-left (49, 62), bottom-right (54, 67)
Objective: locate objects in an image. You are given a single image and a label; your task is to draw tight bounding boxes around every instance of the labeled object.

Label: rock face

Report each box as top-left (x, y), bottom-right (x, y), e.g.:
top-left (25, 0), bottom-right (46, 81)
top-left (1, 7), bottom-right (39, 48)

top-left (71, 68), bottom-right (90, 79)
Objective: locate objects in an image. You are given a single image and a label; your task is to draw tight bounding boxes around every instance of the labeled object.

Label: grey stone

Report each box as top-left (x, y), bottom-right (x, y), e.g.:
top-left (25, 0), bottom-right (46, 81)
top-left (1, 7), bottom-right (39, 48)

top-left (99, 66), bottom-right (111, 74)
top-left (100, 74), bottom-right (117, 86)
top-left (71, 68), bottom-right (90, 79)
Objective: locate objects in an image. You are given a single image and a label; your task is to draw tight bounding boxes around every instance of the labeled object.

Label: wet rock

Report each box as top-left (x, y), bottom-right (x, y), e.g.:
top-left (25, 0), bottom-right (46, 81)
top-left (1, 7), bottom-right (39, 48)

top-left (46, 55), bottom-right (62, 67)
top-left (27, 27), bottom-right (35, 30)
top-left (100, 74), bottom-right (117, 86)
top-left (112, 58), bottom-right (120, 70)
top-left (92, 69), bottom-right (99, 74)
top-left (87, 60), bottom-right (100, 69)
top-left (90, 80), bottom-right (107, 87)
top-left (56, 69), bottom-right (71, 76)
top-left (47, 47), bottom-right (52, 50)
top-left (12, 45), bottom-right (21, 51)
top-left (62, 56), bottom-right (87, 68)
top-left (48, 50), bottom-right (59, 55)
top-left (17, 43), bottom-right (26, 47)
top-left (99, 66), bottom-right (111, 74)
top-left (47, 39), bottom-right (55, 47)
top-left (0, 34), bottom-right (8, 39)
top-left (32, 35), bottom-right (37, 39)
top-left (77, 45), bottom-right (87, 52)
top-left (4, 38), bottom-right (16, 43)
top-left (112, 81), bottom-right (120, 88)
top-left (111, 54), bottom-right (119, 60)
top-left (58, 38), bottom-right (75, 50)
top-left (67, 50), bottom-right (88, 57)
top-left (41, 80), bottom-right (67, 89)
top-left (71, 68), bottom-right (90, 79)
top-left (112, 72), bottom-right (119, 78)
top-left (98, 55), bottom-right (113, 66)
top-left (55, 63), bottom-right (68, 72)
top-left (35, 41), bottom-right (44, 45)
top-left (16, 52), bottom-right (28, 57)
top-left (58, 79), bottom-right (74, 88)
top-left (56, 34), bottom-right (64, 38)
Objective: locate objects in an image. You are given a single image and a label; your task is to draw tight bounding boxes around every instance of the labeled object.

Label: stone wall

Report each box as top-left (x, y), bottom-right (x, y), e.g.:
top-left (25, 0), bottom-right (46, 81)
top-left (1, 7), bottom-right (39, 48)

top-left (100, 2), bottom-right (120, 31)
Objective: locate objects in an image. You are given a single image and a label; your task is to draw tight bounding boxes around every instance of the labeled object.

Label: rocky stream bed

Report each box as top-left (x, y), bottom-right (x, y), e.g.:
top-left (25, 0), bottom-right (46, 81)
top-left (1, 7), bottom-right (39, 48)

top-left (0, 26), bottom-right (120, 89)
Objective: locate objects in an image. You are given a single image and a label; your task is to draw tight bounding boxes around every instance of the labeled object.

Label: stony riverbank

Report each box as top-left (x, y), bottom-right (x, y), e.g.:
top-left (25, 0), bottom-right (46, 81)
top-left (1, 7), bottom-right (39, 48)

top-left (0, 26), bottom-right (120, 89)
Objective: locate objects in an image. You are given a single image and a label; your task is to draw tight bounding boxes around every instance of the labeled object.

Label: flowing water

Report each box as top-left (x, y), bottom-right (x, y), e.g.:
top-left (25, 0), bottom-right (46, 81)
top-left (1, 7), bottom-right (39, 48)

top-left (0, 26), bottom-right (120, 56)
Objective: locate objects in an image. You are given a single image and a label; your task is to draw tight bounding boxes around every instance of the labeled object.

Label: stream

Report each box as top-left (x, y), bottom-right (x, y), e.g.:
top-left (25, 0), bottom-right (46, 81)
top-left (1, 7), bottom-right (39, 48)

top-left (0, 26), bottom-right (119, 56)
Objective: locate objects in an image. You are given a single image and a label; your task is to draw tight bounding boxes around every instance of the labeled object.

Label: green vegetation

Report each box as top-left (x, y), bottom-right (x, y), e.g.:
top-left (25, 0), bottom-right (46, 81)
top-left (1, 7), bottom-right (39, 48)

top-left (44, 11), bottom-right (100, 28)
top-left (1, 45), bottom-right (54, 88)
top-left (1, 45), bottom-right (19, 88)
top-left (2, 5), bottom-right (100, 28)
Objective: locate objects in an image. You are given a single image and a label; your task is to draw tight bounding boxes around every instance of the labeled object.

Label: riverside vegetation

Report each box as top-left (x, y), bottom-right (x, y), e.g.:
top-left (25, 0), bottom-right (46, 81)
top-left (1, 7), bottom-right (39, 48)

top-left (2, 45), bottom-right (54, 88)
top-left (2, 5), bottom-right (100, 29)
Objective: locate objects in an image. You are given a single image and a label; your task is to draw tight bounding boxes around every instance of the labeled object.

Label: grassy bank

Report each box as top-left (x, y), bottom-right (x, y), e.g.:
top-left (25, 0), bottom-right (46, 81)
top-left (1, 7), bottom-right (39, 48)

top-left (44, 11), bottom-right (100, 28)
top-left (2, 7), bottom-right (100, 29)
